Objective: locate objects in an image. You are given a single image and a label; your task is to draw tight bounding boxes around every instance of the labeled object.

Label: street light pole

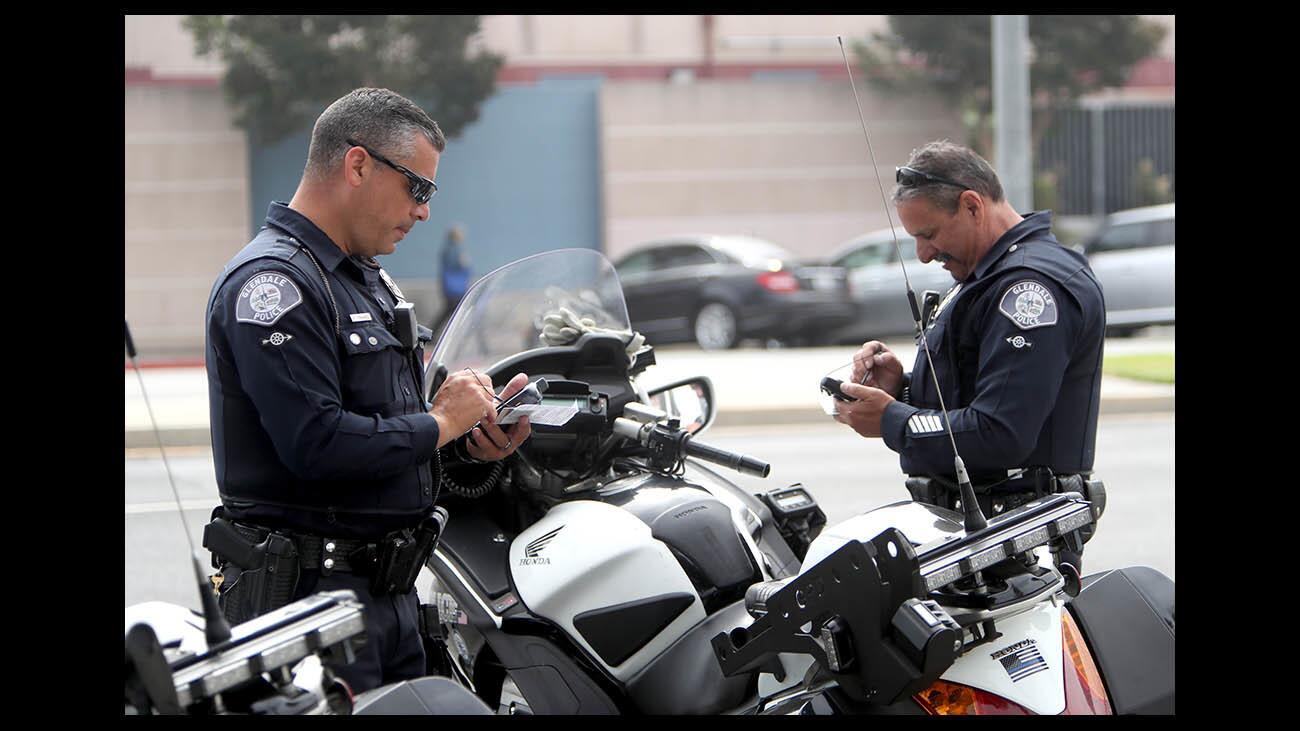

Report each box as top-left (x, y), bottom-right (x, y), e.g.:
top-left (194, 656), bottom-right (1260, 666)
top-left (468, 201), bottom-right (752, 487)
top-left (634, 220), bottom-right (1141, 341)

top-left (992, 15), bottom-right (1033, 212)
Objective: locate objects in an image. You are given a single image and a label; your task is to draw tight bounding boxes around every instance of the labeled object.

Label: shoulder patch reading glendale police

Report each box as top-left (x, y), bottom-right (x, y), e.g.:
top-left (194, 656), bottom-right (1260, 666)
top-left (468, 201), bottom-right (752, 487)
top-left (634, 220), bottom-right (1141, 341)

top-left (236, 270), bottom-right (304, 327)
top-left (997, 280), bottom-right (1058, 330)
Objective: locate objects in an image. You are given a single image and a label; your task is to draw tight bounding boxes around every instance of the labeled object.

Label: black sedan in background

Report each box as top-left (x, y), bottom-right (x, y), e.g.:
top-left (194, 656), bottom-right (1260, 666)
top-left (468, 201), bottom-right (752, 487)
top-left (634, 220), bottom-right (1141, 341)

top-left (612, 234), bottom-right (855, 349)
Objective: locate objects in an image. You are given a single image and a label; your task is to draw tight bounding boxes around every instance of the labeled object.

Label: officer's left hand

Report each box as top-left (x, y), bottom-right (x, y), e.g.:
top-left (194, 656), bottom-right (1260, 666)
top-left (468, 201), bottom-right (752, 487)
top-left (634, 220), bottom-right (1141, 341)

top-left (832, 381), bottom-right (894, 438)
top-left (467, 373), bottom-right (533, 461)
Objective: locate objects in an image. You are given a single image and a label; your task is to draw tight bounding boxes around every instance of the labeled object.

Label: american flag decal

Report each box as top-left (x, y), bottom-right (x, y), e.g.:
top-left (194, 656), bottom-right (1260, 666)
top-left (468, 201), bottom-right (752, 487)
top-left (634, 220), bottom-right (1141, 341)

top-left (992, 639), bottom-right (1049, 683)
top-left (525, 526), bottom-right (564, 558)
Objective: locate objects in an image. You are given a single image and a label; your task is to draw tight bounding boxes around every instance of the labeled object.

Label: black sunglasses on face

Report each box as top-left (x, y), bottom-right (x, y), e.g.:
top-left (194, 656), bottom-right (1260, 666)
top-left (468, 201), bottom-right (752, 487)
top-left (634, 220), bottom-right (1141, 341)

top-left (895, 165), bottom-right (968, 191)
top-left (345, 138), bottom-right (438, 204)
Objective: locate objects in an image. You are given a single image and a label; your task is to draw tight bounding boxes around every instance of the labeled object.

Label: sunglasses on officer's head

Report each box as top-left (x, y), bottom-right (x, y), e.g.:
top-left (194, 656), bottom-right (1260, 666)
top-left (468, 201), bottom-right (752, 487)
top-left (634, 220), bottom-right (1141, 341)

top-left (895, 165), bottom-right (968, 191)
top-left (345, 138), bottom-right (438, 205)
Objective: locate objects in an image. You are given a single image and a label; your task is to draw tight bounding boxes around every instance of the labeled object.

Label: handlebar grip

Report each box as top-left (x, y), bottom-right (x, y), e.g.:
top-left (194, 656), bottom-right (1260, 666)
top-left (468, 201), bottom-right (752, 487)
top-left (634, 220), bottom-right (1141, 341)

top-left (744, 578), bottom-right (793, 618)
top-left (683, 436), bottom-right (771, 477)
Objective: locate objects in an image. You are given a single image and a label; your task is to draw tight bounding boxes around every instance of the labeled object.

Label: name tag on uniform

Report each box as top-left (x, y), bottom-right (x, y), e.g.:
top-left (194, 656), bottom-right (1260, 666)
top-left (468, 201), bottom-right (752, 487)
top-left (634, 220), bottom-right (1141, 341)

top-left (349, 312), bottom-right (373, 323)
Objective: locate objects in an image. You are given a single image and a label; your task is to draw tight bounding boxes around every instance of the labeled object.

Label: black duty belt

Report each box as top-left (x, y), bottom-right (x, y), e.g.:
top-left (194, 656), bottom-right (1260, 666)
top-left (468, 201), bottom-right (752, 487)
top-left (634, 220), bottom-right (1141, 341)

top-left (905, 468), bottom-right (1093, 517)
top-left (297, 535), bottom-right (376, 575)
top-left (932, 467), bottom-right (1087, 495)
top-left (227, 521), bottom-right (376, 575)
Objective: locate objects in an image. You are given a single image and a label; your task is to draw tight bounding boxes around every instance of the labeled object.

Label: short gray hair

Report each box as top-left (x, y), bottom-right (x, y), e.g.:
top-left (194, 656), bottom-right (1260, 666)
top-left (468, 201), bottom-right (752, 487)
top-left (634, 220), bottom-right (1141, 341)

top-left (304, 87), bottom-right (445, 181)
top-left (892, 141), bottom-right (1004, 213)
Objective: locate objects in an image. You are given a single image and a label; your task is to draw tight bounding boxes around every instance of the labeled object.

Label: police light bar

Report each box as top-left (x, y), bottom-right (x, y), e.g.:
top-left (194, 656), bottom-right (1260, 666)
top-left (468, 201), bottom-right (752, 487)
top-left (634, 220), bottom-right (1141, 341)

top-left (168, 590), bottom-right (367, 708)
top-left (915, 493), bottom-right (1094, 593)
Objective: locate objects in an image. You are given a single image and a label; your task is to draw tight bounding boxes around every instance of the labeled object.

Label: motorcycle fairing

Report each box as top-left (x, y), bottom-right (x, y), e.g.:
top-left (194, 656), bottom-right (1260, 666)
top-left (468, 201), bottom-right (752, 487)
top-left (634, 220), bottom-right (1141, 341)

top-left (573, 592), bottom-right (696, 666)
top-left (509, 500), bottom-right (708, 682)
top-left (435, 509), bottom-right (516, 600)
top-left (937, 601), bottom-right (1067, 715)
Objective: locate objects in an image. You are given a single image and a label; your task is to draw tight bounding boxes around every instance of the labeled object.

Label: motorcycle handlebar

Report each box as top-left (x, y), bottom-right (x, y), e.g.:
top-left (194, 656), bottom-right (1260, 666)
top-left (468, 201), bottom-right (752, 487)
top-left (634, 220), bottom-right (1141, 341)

top-left (612, 417), bottom-right (771, 478)
top-left (683, 435), bottom-right (771, 478)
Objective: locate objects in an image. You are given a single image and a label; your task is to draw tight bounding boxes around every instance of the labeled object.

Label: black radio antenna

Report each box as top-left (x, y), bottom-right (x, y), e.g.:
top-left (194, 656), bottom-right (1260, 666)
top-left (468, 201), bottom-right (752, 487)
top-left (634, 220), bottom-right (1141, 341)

top-left (837, 37), bottom-right (986, 533)
top-left (125, 320), bottom-right (232, 646)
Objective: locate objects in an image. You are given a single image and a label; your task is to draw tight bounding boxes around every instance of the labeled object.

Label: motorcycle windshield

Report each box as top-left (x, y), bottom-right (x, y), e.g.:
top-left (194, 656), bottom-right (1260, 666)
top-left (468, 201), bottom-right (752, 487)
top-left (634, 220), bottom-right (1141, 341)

top-left (432, 248), bottom-right (632, 373)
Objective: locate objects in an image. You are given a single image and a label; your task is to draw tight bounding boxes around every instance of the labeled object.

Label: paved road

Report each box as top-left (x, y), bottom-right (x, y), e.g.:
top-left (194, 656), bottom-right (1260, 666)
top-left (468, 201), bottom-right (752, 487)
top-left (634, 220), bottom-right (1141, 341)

top-left (125, 412), bottom-right (1173, 610)
top-left (700, 413), bottom-right (1175, 582)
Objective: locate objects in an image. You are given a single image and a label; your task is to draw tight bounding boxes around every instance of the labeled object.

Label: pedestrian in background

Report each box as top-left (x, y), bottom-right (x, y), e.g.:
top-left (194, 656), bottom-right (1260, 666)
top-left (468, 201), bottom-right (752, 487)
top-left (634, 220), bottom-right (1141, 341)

top-left (432, 223), bottom-right (472, 337)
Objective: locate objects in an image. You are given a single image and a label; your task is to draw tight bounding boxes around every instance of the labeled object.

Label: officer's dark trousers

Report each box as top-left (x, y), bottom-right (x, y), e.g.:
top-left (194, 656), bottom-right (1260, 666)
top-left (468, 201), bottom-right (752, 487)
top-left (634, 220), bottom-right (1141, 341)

top-left (293, 569), bottom-right (426, 694)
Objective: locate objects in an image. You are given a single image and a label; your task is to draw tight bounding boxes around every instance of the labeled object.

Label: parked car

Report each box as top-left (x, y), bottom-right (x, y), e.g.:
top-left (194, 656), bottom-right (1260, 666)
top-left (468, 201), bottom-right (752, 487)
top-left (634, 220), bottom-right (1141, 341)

top-left (822, 227), bottom-right (953, 343)
top-left (611, 234), bottom-right (855, 349)
top-left (1080, 203), bottom-right (1175, 336)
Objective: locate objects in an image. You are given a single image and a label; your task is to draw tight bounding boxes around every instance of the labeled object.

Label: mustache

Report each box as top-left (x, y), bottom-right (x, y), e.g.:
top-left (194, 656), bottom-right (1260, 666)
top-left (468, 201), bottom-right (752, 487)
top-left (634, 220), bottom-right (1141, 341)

top-left (933, 252), bottom-right (954, 263)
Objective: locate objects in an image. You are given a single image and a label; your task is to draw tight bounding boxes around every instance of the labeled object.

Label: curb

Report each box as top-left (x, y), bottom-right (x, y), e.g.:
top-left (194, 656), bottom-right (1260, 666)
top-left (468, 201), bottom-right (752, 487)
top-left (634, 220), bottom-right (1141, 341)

top-left (125, 427), bottom-right (211, 450)
top-left (126, 395), bottom-right (1172, 450)
top-left (1097, 395), bottom-right (1174, 415)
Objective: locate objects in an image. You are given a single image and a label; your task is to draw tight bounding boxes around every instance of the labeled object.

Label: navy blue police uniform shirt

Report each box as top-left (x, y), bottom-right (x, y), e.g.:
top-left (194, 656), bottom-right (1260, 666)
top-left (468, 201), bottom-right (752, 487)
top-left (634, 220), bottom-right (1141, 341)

top-left (881, 211), bottom-right (1105, 484)
top-left (206, 202), bottom-right (441, 540)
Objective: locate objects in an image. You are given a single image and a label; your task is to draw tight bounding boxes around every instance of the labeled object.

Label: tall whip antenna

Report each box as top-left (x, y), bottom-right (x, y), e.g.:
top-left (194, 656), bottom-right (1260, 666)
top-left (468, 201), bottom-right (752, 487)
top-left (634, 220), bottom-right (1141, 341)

top-left (126, 320), bottom-right (232, 645)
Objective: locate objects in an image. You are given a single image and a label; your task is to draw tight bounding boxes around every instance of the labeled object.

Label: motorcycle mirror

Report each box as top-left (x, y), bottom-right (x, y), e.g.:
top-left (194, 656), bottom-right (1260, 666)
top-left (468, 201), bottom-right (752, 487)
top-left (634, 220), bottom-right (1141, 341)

top-left (646, 376), bottom-right (715, 435)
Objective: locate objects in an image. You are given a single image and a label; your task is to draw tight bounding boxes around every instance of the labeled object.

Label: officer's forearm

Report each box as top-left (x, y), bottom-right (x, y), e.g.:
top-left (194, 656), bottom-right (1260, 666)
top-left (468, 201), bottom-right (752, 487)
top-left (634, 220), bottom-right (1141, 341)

top-left (883, 402), bottom-right (1031, 475)
top-left (272, 409), bottom-right (441, 480)
top-left (431, 412), bottom-right (455, 449)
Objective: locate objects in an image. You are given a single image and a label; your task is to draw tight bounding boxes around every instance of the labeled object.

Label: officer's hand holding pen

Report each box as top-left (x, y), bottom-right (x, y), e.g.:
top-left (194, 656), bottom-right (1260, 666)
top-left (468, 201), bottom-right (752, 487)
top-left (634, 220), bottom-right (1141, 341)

top-left (429, 369), bottom-right (498, 448)
top-left (851, 340), bottom-right (905, 398)
top-left (466, 372), bottom-right (532, 461)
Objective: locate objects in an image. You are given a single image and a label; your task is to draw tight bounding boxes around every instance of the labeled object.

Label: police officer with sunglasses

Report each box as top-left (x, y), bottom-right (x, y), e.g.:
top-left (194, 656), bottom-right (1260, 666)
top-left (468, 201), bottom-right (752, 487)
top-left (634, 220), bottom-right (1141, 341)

top-left (202, 87), bottom-right (532, 693)
top-left (833, 141), bottom-right (1107, 575)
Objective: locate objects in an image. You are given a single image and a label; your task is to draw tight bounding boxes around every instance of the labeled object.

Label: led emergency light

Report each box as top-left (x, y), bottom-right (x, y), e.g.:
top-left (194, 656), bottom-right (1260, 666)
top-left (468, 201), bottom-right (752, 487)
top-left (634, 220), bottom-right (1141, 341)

top-left (167, 590), bottom-right (367, 708)
top-left (916, 493), bottom-right (1094, 593)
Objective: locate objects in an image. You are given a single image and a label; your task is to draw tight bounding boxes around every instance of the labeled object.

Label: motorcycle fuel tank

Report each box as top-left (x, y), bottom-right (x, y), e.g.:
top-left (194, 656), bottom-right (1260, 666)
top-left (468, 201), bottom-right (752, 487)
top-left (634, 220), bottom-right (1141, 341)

top-left (509, 500), bottom-right (707, 683)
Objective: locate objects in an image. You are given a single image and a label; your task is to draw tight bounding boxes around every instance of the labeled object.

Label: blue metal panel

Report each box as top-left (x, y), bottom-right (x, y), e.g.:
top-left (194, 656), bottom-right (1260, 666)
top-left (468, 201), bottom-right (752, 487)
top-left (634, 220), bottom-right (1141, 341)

top-left (248, 77), bottom-right (603, 281)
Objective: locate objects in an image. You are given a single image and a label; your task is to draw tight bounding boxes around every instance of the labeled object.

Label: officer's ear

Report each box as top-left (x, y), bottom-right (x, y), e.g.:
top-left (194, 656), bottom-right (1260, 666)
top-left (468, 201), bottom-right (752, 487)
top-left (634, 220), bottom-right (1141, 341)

top-left (958, 189), bottom-right (983, 221)
top-left (343, 146), bottom-right (369, 188)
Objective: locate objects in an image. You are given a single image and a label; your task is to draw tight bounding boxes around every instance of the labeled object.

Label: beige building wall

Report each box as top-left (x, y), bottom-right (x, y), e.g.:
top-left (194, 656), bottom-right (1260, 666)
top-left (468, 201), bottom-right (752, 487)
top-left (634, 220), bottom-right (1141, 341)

top-left (601, 80), bottom-right (963, 260)
top-left (125, 16), bottom-right (249, 356)
top-left (125, 14), bottom-right (224, 75)
top-left (477, 15), bottom-right (890, 63)
top-left (126, 14), bottom-right (250, 356)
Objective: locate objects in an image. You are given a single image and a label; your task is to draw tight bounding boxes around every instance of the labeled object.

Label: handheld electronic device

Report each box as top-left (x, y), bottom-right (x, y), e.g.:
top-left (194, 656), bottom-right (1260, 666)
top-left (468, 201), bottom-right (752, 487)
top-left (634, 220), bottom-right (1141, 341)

top-left (819, 376), bottom-right (859, 404)
top-left (497, 377), bottom-right (548, 415)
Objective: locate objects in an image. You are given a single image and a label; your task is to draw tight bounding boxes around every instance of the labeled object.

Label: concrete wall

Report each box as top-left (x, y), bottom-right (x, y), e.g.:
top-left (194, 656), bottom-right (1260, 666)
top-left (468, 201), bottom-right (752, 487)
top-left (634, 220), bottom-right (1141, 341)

top-left (477, 15), bottom-right (890, 63)
top-left (600, 80), bottom-right (964, 261)
top-left (125, 14), bottom-right (223, 75)
top-left (124, 83), bottom-right (250, 356)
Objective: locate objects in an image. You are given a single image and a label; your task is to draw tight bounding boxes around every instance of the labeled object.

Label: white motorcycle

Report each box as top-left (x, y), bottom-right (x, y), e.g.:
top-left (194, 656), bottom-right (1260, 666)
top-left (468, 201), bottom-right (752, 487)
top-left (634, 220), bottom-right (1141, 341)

top-left (415, 248), bottom-right (1174, 715)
